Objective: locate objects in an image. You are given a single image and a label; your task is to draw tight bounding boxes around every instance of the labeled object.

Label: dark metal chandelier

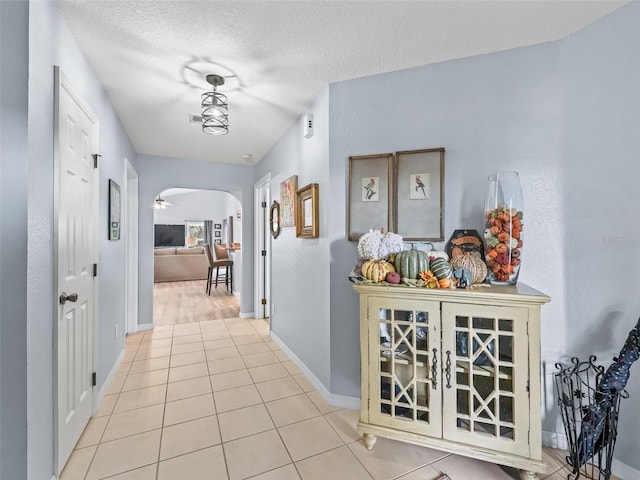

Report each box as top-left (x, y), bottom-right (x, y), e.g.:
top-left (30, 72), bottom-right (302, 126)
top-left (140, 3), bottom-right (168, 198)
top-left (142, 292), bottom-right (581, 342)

top-left (201, 74), bottom-right (229, 135)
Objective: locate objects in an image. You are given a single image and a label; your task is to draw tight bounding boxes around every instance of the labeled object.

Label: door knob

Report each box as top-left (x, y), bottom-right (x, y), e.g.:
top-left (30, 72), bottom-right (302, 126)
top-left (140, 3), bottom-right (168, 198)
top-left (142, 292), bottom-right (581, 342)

top-left (59, 292), bottom-right (79, 305)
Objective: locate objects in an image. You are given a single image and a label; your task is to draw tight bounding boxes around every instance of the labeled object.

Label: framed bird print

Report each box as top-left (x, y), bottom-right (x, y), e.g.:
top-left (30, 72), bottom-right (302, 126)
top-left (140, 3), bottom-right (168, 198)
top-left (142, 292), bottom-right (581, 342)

top-left (347, 153), bottom-right (393, 241)
top-left (394, 148), bottom-right (444, 241)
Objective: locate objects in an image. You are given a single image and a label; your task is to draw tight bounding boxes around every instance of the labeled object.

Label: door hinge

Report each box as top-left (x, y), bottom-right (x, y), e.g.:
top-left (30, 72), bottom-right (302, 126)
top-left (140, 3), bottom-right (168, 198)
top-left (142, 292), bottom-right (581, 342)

top-left (93, 263), bottom-right (98, 277)
top-left (261, 201), bottom-right (267, 208)
top-left (92, 372), bottom-right (97, 386)
top-left (261, 250), bottom-right (267, 256)
top-left (261, 298), bottom-right (267, 305)
top-left (92, 153), bottom-right (102, 169)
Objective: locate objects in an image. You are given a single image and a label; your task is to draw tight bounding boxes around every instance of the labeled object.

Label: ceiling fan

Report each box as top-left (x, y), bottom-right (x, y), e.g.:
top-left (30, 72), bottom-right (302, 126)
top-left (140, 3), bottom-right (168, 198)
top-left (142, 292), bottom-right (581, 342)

top-left (154, 195), bottom-right (176, 209)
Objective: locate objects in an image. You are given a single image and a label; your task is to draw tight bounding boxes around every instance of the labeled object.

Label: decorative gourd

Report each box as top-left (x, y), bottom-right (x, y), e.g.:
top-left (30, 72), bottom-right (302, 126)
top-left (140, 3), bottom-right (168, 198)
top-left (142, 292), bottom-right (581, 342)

top-left (394, 247), bottom-right (429, 279)
top-left (361, 260), bottom-right (395, 283)
top-left (385, 271), bottom-right (401, 284)
top-left (450, 253), bottom-right (488, 285)
top-left (424, 242), bottom-right (449, 262)
top-left (429, 257), bottom-right (453, 280)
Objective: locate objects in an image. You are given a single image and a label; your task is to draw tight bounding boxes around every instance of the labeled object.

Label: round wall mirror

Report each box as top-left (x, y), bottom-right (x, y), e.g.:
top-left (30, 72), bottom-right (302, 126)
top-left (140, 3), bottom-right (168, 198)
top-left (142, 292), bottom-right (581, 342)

top-left (270, 201), bottom-right (281, 238)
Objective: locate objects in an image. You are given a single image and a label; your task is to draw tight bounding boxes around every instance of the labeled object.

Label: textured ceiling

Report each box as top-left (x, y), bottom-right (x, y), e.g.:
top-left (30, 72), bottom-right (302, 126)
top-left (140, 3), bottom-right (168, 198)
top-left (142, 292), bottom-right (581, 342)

top-left (56, 1), bottom-right (626, 165)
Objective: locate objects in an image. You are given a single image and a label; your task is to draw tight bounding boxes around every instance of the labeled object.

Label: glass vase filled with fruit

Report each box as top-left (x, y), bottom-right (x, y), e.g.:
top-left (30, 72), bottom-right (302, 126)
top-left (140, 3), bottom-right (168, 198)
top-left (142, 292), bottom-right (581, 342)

top-left (484, 171), bottom-right (523, 285)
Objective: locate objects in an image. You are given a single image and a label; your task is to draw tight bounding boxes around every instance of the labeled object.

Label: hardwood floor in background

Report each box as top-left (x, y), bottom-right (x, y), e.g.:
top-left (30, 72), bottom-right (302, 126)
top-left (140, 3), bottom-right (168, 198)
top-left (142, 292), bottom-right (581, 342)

top-left (154, 280), bottom-right (240, 326)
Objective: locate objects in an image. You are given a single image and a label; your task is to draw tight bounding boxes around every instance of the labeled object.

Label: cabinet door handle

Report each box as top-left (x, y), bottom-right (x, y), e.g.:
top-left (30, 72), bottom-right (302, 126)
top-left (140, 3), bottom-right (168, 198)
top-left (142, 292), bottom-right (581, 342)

top-left (431, 348), bottom-right (438, 389)
top-left (445, 350), bottom-right (452, 389)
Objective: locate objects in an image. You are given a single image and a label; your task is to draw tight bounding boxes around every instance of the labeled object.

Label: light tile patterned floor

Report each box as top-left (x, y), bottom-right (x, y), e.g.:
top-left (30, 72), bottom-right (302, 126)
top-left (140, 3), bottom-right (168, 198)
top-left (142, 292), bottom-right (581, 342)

top-left (62, 316), bottom-right (578, 479)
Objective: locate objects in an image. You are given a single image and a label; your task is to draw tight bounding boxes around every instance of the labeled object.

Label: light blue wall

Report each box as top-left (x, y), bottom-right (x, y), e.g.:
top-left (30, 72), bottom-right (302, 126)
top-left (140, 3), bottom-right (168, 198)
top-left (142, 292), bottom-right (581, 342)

top-left (329, 41), bottom-right (565, 398)
top-left (134, 154), bottom-right (256, 322)
top-left (27, 1), bottom-right (136, 477)
top-left (258, 1), bottom-right (640, 472)
top-left (0, 1), bottom-right (29, 478)
top-left (558, 3), bottom-right (640, 470)
top-left (254, 89), bottom-right (331, 387)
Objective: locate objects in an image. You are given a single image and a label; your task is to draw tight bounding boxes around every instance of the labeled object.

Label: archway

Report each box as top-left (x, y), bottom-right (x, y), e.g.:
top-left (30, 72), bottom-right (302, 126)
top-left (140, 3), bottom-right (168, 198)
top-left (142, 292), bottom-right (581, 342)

top-left (152, 187), bottom-right (242, 326)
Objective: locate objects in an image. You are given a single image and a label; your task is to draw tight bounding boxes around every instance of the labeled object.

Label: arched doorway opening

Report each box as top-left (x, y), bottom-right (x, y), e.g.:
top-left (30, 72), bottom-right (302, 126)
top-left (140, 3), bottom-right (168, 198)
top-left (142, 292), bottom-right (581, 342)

top-left (152, 187), bottom-right (242, 326)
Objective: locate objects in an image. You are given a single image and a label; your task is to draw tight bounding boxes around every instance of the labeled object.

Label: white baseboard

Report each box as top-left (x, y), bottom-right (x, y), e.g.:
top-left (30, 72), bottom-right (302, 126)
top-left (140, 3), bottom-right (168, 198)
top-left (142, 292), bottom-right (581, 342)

top-left (239, 311), bottom-right (255, 319)
top-left (327, 391), bottom-right (360, 410)
top-left (612, 458), bottom-right (640, 479)
top-left (270, 332), bottom-right (360, 410)
top-left (95, 348), bottom-right (125, 413)
top-left (542, 429), bottom-right (568, 450)
top-left (137, 322), bottom-right (154, 331)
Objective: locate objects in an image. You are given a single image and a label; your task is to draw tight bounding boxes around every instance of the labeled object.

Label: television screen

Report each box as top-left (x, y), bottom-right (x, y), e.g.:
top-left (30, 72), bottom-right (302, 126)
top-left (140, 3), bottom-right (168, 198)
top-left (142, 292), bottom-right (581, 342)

top-left (154, 224), bottom-right (185, 247)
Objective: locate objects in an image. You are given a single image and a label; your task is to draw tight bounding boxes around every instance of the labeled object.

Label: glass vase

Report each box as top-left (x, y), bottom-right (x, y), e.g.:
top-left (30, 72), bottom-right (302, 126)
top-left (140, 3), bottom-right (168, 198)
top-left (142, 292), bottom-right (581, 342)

top-left (483, 171), bottom-right (523, 285)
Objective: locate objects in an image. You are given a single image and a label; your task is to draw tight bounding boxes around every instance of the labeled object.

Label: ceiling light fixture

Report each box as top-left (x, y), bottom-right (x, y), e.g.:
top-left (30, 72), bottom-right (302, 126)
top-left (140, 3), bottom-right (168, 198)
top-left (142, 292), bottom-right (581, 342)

top-left (201, 74), bottom-right (229, 135)
top-left (154, 195), bottom-right (174, 209)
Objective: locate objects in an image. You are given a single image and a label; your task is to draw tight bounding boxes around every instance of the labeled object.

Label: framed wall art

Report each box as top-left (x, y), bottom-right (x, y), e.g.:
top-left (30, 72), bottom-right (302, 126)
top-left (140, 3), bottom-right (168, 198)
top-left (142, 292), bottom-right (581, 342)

top-left (108, 179), bottom-right (121, 240)
top-left (295, 183), bottom-right (319, 238)
top-left (280, 174), bottom-right (297, 227)
top-left (214, 223), bottom-right (222, 230)
top-left (394, 148), bottom-right (444, 241)
top-left (347, 153), bottom-right (393, 241)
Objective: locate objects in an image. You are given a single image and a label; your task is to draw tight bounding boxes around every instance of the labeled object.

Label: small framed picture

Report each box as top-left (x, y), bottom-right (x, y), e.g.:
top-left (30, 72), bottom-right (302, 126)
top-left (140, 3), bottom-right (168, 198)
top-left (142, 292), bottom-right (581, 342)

top-left (296, 183), bottom-right (319, 238)
top-left (214, 231), bottom-right (221, 238)
top-left (214, 239), bottom-right (222, 244)
top-left (214, 223), bottom-right (222, 229)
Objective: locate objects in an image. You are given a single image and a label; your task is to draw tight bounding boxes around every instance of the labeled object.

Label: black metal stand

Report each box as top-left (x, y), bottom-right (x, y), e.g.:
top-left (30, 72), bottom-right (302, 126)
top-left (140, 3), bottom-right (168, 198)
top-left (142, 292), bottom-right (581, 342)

top-left (554, 356), bottom-right (628, 480)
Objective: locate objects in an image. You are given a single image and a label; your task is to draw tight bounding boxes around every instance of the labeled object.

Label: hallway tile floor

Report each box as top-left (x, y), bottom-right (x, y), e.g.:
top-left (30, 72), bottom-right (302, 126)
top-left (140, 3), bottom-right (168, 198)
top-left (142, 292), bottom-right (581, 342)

top-left (62, 317), bottom-right (579, 479)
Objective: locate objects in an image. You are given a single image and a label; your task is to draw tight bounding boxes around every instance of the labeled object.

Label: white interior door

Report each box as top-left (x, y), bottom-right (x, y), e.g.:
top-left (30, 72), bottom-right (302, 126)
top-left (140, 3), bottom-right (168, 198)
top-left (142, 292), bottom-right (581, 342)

top-left (54, 67), bottom-right (99, 475)
top-left (254, 175), bottom-right (270, 319)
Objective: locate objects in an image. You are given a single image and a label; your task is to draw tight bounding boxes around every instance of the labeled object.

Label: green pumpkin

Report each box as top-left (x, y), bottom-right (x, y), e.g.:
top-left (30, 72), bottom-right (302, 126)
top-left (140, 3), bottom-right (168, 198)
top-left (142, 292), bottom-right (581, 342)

top-left (429, 257), bottom-right (453, 280)
top-left (394, 248), bottom-right (429, 279)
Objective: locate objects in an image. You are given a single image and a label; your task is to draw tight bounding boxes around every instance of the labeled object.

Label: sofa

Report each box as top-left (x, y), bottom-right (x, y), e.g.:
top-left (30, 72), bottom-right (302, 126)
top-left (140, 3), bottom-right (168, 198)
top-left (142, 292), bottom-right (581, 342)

top-left (154, 247), bottom-right (209, 283)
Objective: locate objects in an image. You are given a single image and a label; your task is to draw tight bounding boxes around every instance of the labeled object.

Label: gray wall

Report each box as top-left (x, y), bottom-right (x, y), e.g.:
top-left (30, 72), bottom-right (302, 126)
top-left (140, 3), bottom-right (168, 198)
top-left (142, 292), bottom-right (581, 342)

top-left (254, 89), bottom-right (331, 387)
top-left (0, 1), bottom-right (29, 478)
top-left (134, 154), bottom-right (256, 322)
top-left (327, 1), bottom-right (640, 470)
top-left (559, 3), bottom-right (640, 469)
top-left (255, 0), bottom-right (640, 471)
top-left (328, 41), bottom-right (565, 398)
top-left (27, 1), bottom-right (136, 477)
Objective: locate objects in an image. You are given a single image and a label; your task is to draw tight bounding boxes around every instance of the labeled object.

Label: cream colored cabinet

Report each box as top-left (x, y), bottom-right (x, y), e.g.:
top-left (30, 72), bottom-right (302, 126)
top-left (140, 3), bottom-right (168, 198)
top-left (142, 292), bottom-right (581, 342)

top-left (354, 283), bottom-right (550, 480)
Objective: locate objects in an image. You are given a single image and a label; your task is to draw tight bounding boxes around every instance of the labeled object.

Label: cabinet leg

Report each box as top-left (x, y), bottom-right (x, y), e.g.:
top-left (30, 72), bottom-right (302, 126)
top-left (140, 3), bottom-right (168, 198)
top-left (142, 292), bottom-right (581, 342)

top-left (362, 433), bottom-right (377, 450)
top-left (519, 471), bottom-right (539, 480)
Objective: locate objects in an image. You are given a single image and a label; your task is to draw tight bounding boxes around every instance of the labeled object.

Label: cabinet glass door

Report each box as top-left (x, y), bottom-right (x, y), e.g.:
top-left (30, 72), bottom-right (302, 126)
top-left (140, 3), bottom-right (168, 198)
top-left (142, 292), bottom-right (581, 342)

top-left (368, 297), bottom-right (441, 437)
top-left (441, 303), bottom-right (529, 456)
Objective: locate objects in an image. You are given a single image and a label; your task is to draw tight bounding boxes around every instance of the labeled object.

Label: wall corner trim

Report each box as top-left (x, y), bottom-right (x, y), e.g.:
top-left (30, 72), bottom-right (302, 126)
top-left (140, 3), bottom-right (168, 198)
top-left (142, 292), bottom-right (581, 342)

top-left (137, 323), bottom-right (154, 331)
top-left (239, 311), bottom-right (255, 319)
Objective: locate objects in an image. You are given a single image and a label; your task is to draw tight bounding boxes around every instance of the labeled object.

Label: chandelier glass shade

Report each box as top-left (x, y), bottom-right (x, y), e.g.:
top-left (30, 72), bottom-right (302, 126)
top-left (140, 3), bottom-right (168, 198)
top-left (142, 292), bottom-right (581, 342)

top-left (201, 74), bottom-right (229, 135)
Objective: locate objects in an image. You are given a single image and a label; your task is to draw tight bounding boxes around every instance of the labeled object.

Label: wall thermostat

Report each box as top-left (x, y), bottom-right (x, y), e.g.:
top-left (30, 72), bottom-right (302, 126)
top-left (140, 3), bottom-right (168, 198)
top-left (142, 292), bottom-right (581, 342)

top-left (303, 113), bottom-right (313, 138)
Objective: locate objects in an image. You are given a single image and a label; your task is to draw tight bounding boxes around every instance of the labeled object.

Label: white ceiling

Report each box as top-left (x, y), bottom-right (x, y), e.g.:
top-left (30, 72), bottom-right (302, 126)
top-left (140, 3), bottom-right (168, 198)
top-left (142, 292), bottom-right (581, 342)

top-left (56, 0), bottom-right (626, 165)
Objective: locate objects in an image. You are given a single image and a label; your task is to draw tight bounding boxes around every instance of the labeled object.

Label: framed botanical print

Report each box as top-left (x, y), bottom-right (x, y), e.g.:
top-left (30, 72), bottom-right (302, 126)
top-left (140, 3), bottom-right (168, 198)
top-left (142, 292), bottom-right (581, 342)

top-left (394, 148), bottom-right (444, 241)
top-left (347, 153), bottom-right (393, 241)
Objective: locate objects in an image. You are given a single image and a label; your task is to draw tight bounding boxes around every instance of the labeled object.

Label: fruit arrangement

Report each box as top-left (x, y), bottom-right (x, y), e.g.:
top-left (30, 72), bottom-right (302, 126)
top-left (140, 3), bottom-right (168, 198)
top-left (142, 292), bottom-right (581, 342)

top-left (484, 206), bottom-right (523, 283)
